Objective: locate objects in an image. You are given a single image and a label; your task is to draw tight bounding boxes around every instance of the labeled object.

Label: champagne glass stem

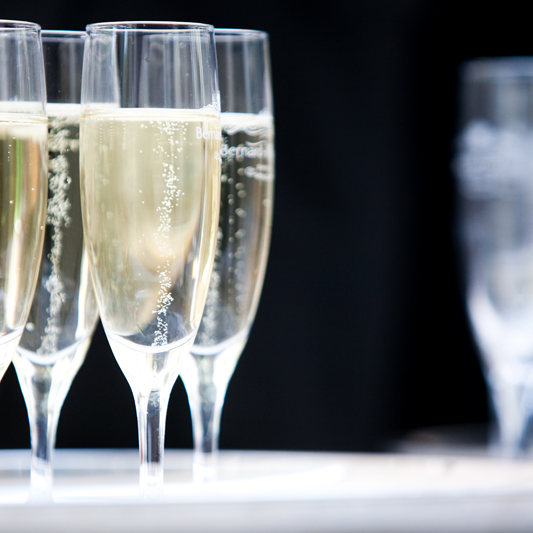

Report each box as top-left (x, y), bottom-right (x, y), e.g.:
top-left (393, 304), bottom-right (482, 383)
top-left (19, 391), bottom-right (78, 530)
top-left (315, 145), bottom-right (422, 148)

top-left (489, 374), bottom-right (532, 456)
top-left (183, 352), bottom-right (240, 482)
top-left (192, 362), bottom-right (223, 482)
top-left (30, 393), bottom-right (57, 499)
top-left (15, 360), bottom-right (61, 500)
top-left (136, 388), bottom-right (169, 498)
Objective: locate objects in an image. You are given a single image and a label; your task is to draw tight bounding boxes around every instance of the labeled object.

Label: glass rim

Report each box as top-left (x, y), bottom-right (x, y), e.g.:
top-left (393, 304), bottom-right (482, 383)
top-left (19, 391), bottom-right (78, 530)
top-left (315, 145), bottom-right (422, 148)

top-left (0, 19), bottom-right (41, 30)
top-left (215, 28), bottom-right (268, 39)
top-left (462, 57), bottom-right (533, 80)
top-left (86, 21), bottom-right (214, 33)
top-left (42, 29), bottom-right (86, 39)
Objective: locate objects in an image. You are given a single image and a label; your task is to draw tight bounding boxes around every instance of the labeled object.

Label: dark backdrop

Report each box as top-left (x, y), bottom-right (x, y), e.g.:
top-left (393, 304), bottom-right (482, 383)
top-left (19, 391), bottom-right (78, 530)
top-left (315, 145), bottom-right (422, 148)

top-left (0, 0), bottom-right (524, 452)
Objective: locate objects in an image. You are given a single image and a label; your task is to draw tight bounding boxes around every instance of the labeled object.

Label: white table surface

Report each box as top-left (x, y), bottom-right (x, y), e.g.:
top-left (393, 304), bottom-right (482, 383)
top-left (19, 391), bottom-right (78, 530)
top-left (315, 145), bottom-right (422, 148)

top-left (1, 449), bottom-right (533, 532)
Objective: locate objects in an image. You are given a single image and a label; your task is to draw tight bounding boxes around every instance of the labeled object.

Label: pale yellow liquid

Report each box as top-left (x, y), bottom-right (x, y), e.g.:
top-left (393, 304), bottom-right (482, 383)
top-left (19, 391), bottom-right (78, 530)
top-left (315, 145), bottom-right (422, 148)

top-left (81, 109), bottom-right (220, 393)
top-left (193, 113), bottom-right (274, 353)
top-left (0, 114), bottom-right (48, 381)
top-left (14, 104), bottom-right (98, 400)
top-left (18, 104), bottom-right (98, 358)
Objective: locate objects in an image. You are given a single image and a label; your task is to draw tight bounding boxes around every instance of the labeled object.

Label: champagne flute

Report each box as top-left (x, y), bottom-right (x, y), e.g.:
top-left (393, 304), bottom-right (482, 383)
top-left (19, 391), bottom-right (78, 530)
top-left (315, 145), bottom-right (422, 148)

top-left (12, 30), bottom-right (99, 500)
top-left (80, 21), bottom-right (221, 498)
top-left (180, 29), bottom-right (274, 482)
top-left (455, 58), bottom-right (533, 456)
top-left (0, 21), bottom-right (48, 384)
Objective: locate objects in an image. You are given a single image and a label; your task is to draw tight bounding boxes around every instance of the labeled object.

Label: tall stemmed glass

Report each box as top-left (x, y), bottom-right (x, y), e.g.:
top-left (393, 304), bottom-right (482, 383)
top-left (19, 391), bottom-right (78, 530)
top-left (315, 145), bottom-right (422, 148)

top-left (12, 30), bottom-right (99, 500)
top-left (80, 21), bottom-right (221, 498)
top-left (0, 21), bottom-right (48, 385)
top-left (455, 58), bottom-right (533, 456)
top-left (180, 29), bottom-right (274, 482)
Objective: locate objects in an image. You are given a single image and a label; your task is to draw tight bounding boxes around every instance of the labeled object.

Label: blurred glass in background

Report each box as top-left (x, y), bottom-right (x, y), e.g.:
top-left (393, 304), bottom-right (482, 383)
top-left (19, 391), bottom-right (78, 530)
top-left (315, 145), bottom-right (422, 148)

top-left (455, 58), bottom-right (533, 456)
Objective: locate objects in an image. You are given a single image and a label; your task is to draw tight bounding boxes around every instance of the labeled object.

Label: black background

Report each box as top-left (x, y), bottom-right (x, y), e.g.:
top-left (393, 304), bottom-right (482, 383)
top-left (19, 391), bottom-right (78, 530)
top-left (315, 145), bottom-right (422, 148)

top-left (0, 0), bottom-right (526, 452)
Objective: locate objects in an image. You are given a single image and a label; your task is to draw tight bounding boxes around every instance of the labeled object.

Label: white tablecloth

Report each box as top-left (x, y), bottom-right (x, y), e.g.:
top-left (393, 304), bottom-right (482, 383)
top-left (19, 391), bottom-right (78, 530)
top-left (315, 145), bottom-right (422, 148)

top-left (1, 449), bottom-right (533, 532)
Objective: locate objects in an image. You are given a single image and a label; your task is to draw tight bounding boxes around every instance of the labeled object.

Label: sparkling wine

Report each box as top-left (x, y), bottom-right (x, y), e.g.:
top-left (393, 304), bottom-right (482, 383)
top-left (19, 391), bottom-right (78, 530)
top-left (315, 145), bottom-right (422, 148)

top-left (17, 105), bottom-right (98, 358)
top-left (192, 112), bottom-right (274, 355)
top-left (14, 103), bottom-right (98, 403)
top-left (0, 114), bottom-right (48, 381)
top-left (80, 108), bottom-right (220, 393)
